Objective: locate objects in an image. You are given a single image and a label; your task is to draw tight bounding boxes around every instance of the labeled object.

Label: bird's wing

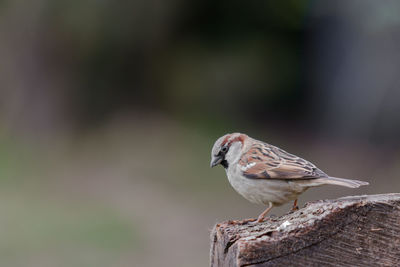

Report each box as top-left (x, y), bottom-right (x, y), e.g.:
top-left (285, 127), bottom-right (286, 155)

top-left (239, 143), bottom-right (327, 179)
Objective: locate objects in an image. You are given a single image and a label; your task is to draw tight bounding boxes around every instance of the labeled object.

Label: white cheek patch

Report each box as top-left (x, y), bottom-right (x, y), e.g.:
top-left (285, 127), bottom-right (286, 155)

top-left (240, 162), bottom-right (256, 171)
top-left (225, 142), bottom-right (242, 165)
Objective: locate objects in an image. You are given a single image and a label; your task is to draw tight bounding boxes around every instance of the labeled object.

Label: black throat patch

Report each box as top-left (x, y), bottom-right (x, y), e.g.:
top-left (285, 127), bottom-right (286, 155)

top-left (221, 160), bottom-right (229, 168)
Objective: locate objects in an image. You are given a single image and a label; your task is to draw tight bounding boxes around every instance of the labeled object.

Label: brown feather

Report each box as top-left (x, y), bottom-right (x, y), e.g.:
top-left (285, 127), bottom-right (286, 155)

top-left (240, 143), bottom-right (328, 180)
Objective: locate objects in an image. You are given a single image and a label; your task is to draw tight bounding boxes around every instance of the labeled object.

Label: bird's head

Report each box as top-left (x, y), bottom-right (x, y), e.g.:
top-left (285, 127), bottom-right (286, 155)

top-left (210, 133), bottom-right (248, 169)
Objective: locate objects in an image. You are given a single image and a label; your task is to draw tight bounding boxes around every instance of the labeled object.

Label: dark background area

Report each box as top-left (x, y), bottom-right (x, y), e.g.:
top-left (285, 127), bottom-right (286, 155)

top-left (1, 1), bottom-right (400, 266)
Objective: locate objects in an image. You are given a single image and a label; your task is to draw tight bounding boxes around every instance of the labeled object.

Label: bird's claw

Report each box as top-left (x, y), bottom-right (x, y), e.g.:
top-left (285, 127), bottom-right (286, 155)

top-left (227, 218), bottom-right (257, 225)
top-left (288, 206), bottom-right (299, 214)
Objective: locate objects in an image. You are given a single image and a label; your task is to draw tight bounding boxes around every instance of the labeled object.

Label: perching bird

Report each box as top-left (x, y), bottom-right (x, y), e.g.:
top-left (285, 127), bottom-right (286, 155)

top-left (210, 133), bottom-right (369, 222)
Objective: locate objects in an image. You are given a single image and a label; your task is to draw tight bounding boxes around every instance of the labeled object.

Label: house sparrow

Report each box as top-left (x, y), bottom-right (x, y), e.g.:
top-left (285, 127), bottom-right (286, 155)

top-left (210, 133), bottom-right (369, 222)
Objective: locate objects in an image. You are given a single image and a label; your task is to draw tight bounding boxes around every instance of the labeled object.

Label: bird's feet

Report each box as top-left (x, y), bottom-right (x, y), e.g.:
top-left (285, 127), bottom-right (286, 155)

top-left (227, 218), bottom-right (257, 225)
top-left (287, 206), bottom-right (299, 214)
top-left (257, 215), bottom-right (271, 223)
top-left (289, 199), bottom-right (299, 214)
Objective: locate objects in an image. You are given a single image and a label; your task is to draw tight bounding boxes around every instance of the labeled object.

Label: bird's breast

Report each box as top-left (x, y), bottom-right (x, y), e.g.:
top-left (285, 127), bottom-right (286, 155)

top-left (225, 166), bottom-right (307, 206)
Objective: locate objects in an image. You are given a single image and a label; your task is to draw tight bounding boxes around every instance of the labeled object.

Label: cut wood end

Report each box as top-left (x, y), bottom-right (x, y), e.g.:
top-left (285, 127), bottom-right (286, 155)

top-left (210, 193), bottom-right (400, 267)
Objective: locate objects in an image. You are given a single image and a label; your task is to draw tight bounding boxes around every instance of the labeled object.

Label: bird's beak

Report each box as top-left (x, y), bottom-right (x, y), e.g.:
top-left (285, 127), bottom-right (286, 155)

top-left (210, 155), bottom-right (223, 168)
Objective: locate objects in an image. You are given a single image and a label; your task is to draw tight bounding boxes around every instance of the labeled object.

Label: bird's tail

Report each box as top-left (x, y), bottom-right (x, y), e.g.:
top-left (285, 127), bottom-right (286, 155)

top-left (314, 177), bottom-right (369, 188)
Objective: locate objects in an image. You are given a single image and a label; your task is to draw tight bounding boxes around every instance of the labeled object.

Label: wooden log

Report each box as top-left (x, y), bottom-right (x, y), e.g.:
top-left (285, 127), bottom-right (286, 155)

top-left (210, 194), bottom-right (400, 267)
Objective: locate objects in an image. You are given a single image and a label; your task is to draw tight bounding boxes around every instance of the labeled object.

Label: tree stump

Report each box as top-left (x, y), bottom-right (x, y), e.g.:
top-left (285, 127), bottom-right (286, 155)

top-left (210, 194), bottom-right (400, 267)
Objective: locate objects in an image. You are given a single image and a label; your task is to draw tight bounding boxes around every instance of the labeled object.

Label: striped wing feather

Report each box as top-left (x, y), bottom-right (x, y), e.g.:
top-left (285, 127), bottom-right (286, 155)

top-left (240, 143), bottom-right (327, 179)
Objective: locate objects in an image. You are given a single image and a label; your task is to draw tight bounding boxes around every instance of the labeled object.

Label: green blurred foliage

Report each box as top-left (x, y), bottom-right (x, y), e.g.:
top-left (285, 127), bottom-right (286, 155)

top-left (0, 0), bottom-right (311, 129)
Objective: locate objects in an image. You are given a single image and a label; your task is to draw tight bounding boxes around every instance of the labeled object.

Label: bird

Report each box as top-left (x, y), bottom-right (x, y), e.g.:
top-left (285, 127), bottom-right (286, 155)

top-left (210, 133), bottom-right (369, 222)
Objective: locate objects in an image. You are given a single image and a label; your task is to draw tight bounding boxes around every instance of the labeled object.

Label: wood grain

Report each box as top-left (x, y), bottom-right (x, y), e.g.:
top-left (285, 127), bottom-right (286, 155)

top-left (210, 194), bottom-right (400, 267)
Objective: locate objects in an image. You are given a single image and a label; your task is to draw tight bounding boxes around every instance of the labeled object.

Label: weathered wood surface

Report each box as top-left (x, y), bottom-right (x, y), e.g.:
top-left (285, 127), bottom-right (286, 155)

top-left (210, 194), bottom-right (400, 267)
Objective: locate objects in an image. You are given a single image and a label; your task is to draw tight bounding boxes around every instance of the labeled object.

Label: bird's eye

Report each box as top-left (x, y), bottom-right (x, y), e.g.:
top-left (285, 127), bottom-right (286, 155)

top-left (221, 146), bottom-right (228, 153)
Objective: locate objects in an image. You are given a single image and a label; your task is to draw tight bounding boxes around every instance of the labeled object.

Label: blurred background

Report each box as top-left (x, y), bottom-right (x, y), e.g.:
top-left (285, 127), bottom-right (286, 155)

top-left (1, 0), bottom-right (400, 266)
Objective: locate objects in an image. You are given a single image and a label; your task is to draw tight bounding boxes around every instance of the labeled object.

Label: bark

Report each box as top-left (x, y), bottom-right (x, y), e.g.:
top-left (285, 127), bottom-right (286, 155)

top-left (210, 194), bottom-right (400, 267)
